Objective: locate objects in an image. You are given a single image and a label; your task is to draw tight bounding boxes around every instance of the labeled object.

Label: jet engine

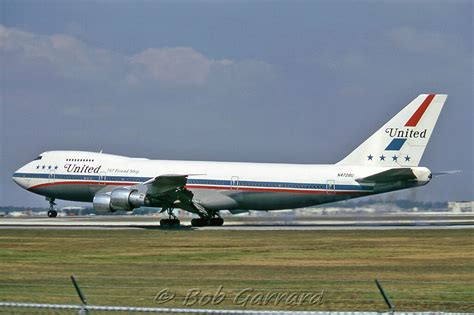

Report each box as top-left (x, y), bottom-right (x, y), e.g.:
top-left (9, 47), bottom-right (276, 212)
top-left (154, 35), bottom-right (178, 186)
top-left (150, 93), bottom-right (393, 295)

top-left (93, 188), bottom-right (147, 212)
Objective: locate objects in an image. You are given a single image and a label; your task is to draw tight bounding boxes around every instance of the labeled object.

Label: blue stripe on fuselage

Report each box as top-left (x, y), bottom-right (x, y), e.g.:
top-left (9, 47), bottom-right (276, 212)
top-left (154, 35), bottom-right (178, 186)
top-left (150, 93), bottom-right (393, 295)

top-left (12, 172), bottom-right (373, 191)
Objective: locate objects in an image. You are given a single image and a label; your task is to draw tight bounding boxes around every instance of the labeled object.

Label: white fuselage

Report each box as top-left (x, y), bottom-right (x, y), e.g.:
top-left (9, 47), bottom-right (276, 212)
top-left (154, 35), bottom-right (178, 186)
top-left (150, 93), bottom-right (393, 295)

top-left (11, 95), bottom-right (446, 218)
top-left (12, 151), bottom-right (430, 212)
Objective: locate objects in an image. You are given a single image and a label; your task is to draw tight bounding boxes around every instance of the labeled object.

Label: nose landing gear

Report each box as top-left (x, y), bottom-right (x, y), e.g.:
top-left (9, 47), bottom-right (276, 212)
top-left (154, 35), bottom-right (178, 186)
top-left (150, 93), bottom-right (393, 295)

top-left (46, 197), bottom-right (58, 218)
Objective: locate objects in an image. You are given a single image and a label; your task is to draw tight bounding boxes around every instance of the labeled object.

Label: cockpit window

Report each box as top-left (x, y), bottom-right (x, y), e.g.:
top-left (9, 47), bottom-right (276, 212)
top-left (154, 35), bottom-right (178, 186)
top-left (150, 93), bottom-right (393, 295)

top-left (33, 156), bottom-right (43, 161)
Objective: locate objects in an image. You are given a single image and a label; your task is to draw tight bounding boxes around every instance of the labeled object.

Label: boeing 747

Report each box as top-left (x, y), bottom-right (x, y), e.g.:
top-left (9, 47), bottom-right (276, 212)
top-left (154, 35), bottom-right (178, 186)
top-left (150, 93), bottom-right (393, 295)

top-left (12, 94), bottom-right (448, 227)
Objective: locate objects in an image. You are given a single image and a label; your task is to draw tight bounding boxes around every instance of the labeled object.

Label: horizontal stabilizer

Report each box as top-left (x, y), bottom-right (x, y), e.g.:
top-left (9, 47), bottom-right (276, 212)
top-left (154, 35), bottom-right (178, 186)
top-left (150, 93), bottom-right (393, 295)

top-left (356, 168), bottom-right (416, 184)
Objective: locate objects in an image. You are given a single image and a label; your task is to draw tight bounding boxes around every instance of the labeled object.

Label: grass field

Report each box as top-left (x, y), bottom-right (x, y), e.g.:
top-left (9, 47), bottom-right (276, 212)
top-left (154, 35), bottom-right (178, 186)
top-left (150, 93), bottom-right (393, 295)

top-left (0, 228), bottom-right (473, 313)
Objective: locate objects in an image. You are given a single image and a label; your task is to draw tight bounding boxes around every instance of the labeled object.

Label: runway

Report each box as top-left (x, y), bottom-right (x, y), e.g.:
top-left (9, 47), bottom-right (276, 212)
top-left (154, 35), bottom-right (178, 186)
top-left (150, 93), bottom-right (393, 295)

top-left (1, 214), bottom-right (473, 230)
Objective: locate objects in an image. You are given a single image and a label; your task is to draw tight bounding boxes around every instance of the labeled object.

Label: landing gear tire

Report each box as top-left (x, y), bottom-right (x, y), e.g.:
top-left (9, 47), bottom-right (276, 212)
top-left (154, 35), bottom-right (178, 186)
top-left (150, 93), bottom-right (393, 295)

top-left (191, 218), bottom-right (206, 227)
top-left (210, 218), bottom-right (224, 226)
top-left (46, 197), bottom-right (57, 218)
top-left (191, 217), bottom-right (224, 227)
top-left (160, 219), bottom-right (180, 228)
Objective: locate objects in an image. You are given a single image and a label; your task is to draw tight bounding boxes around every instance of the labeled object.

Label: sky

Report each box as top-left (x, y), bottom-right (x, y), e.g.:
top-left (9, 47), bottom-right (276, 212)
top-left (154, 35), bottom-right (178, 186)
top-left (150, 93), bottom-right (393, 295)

top-left (0, 0), bottom-right (472, 207)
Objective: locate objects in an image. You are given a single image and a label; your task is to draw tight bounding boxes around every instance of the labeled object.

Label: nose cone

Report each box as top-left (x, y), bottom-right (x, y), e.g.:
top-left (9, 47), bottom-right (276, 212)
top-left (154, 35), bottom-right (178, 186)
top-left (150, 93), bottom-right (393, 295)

top-left (12, 166), bottom-right (28, 189)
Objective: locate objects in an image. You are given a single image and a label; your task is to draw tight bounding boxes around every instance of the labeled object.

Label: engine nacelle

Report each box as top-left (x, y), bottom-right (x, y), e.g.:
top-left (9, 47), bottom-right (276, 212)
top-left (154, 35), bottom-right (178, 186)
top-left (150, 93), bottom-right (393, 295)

top-left (93, 193), bottom-right (112, 212)
top-left (93, 188), bottom-right (147, 212)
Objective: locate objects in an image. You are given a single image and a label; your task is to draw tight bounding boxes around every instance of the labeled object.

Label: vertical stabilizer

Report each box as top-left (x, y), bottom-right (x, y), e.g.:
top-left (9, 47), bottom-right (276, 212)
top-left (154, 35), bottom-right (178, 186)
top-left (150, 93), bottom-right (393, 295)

top-left (337, 94), bottom-right (447, 167)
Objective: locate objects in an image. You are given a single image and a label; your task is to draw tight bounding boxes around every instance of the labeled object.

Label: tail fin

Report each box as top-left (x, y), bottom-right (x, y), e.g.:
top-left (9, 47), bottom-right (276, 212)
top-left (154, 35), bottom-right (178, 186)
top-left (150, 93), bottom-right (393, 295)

top-left (337, 94), bottom-right (447, 167)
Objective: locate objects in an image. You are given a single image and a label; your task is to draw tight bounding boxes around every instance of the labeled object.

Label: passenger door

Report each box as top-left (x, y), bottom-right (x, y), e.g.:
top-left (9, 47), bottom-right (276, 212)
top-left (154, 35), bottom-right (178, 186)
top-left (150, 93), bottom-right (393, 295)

top-left (230, 176), bottom-right (239, 190)
top-left (326, 180), bottom-right (336, 195)
top-left (98, 172), bottom-right (107, 185)
top-left (48, 170), bottom-right (56, 183)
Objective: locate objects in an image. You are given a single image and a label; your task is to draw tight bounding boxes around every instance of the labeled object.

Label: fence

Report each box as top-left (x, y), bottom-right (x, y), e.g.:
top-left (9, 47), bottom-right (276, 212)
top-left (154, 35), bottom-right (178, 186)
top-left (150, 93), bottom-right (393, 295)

top-left (1, 276), bottom-right (472, 314)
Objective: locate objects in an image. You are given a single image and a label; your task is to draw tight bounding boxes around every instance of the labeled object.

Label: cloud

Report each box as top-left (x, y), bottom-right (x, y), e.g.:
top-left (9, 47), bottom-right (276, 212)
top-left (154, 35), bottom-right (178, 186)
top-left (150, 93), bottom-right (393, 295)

top-left (129, 47), bottom-right (234, 86)
top-left (0, 24), bottom-right (280, 150)
top-left (0, 25), bottom-right (126, 88)
top-left (0, 25), bottom-right (273, 88)
top-left (312, 51), bottom-right (368, 73)
top-left (386, 26), bottom-right (468, 57)
top-left (0, 25), bottom-right (112, 73)
top-left (306, 25), bottom-right (472, 100)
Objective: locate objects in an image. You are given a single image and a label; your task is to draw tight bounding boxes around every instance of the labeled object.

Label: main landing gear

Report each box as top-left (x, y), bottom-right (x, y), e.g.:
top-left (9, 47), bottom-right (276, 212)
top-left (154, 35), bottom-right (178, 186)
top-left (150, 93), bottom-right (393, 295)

top-left (191, 213), bottom-right (224, 227)
top-left (46, 197), bottom-right (58, 218)
top-left (159, 208), bottom-right (180, 228)
top-left (159, 208), bottom-right (225, 228)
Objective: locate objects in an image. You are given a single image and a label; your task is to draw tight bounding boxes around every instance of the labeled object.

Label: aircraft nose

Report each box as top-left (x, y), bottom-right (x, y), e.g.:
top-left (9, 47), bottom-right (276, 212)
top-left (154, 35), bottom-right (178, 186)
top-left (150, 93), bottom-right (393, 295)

top-left (12, 167), bottom-right (27, 188)
top-left (12, 173), bottom-right (21, 186)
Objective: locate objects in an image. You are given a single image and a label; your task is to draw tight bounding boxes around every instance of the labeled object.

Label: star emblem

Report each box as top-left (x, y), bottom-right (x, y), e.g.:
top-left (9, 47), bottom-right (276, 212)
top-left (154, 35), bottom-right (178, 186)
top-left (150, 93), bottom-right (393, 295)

top-left (392, 155), bottom-right (398, 161)
top-left (379, 155), bottom-right (385, 161)
top-left (367, 154), bottom-right (373, 161)
top-left (404, 155), bottom-right (411, 162)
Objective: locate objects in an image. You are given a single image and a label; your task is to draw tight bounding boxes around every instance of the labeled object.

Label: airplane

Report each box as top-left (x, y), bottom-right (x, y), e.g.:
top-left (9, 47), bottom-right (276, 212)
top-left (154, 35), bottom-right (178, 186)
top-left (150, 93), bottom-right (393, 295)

top-left (12, 94), bottom-right (449, 227)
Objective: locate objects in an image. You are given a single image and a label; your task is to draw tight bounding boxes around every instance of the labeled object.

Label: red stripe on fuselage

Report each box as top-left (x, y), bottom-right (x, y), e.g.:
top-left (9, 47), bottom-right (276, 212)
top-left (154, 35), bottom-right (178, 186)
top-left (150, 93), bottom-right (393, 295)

top-left (405, 94), bottom-right (435, 127)
top-left (28, 181), bottom-right (370, 195)
top-left (185, 184), bottom-right (370, 195)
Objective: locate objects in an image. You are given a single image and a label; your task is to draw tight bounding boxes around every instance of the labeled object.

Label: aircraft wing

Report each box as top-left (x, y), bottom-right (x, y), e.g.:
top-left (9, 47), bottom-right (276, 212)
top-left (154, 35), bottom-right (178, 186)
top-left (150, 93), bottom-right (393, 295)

top-left (356, 168), bottom-right (417, 184)
top-left (143, 174), bottom-right (189, 195)
top-left (141, 174), bottom-right (206, 215)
